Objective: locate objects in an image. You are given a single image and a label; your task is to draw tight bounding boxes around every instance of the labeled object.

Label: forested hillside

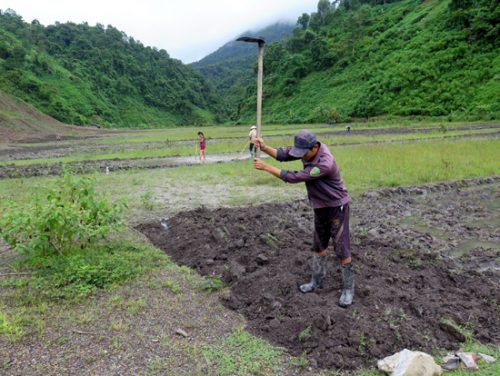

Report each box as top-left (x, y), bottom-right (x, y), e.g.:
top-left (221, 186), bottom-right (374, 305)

top-left (0, 9), bottom-right (222, 127)
top-left (236, 0), bottom-right (499, 124)
top-left (191, 23), bottom-right (294, 119)
top-left (1, 1), bottom-right (497, 129)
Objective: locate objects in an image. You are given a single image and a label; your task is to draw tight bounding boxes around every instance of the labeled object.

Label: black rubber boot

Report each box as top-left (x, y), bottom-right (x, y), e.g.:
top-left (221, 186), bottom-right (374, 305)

top-left (300, 254), bottom-right (326, 293)
top-left (339, 263), bottom-right (355, 307)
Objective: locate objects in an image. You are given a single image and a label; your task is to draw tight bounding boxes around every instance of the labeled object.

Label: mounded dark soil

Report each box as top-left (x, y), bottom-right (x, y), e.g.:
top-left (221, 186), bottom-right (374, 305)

top-left (141, 177), bottom-right (500, 371)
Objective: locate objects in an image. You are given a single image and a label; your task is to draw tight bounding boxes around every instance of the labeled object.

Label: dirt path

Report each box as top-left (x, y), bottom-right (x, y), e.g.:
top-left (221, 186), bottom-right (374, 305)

top-left (0, 153), bottom-right (255, 179)
top-left (139, 176), bottom-right (500, 370)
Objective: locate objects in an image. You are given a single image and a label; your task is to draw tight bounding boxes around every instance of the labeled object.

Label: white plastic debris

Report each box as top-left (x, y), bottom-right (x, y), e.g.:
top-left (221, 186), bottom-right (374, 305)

top-left (457, 352), bottom-right (479, 370)
top-left (175, 328), bottom-right (188, 337)
top-left (442, 354), bottom-right (460, 370)
top-left (478, 353), bottom-right (496, 363)
top-left (443, 351), bottom-right (496, 370)
top-left (378, 349), bottom-right (442, 376)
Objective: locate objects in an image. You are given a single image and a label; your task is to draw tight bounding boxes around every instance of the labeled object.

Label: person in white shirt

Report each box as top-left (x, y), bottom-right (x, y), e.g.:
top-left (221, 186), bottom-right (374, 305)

top-left (248, 125), bottom-right (257, 156)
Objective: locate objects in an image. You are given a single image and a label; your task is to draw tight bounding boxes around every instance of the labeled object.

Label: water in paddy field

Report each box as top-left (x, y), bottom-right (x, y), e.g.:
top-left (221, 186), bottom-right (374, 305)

top-left (175, 152), bottom-right (270, 164)
top-left (176, 152), bottom-right (250, 164)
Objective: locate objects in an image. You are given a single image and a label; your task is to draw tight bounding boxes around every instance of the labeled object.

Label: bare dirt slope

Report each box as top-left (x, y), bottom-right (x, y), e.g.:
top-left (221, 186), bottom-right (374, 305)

top-left (139, 177), bottom-right (500, 371)
top-left (0, 90), bottom-right (103, 143)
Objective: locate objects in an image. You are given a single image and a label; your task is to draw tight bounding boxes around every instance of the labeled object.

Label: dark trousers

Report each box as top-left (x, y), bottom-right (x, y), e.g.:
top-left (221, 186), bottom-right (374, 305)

top-left (312, 204), bottom-right (351, 260)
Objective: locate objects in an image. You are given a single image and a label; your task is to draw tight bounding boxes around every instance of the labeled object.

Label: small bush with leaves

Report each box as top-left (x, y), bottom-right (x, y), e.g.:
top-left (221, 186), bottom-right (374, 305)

top-left (196, 276), bottom-right (225, 292)
top-left (0, 242), bottom-right (166, 301)
top-left (0, 171), bottom-right (127, 257)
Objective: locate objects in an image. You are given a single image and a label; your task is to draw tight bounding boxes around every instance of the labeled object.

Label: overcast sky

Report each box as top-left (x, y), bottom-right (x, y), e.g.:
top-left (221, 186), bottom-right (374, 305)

top-left (3, 0), bottom-right (319, 63)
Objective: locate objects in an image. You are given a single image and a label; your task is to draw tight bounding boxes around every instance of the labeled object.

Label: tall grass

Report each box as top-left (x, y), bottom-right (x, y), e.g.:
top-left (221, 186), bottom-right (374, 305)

top-left (336, 138), bottom-right (500, 191)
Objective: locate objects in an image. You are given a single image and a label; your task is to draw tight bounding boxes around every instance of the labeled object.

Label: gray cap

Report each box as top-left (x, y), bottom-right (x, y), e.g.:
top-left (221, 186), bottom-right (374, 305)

top-left (289, 130), bottom-right (318, 157)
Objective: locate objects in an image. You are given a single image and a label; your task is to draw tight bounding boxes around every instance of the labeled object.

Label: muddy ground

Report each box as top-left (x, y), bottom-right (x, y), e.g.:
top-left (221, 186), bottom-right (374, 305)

top-left (0, 153), bottom-right (251, 179)
top-left (2, 123), bottom-right (498, 161)
top-left (139, 176), bottom-right (500, 371)
top-left (0, 123), bottom-right (499, 179)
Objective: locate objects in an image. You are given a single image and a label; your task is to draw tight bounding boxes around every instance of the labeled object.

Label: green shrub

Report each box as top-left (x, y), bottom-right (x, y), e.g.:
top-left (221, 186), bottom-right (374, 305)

top-left (0, 310), bottom-right (24, 341)
top-left (298, 325), bottom-right (312, 341)
top-left (0, 242), bottom-right (163, 300)
top-left (314, 104), bottom-right (342, 124)
top-left (0, 170), bottom-right (127, 257)
top-left (22, 243), bottom-right (145, 299)
top-left (196, 276), bottom-right (225, 292)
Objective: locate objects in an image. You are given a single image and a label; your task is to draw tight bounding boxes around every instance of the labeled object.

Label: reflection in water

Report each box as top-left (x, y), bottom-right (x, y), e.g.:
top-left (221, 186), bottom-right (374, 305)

top-left (160, 218), bottom-right (169, 232)
top-left (173, 153), bottom-right (258, 164)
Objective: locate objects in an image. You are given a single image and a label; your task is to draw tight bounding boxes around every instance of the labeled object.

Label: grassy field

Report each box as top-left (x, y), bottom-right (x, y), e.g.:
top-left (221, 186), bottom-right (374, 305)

top-left (15, 119), bottom-right (479, 145)
top-left (1, 124), bottom-right (499, 375)
top-left (1, 126), bottom-right (498, 166)
top-left (1, 137), bottom-right (498, 214)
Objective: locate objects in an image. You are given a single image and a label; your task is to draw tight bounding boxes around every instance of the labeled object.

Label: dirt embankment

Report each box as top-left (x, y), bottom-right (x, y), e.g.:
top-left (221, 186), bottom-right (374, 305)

top-left (0, 91), bottom-right (106, 143)
top-left (139, 176), bottom-right (500, 370)
top-left (0, 154), bottom-right (251, 179)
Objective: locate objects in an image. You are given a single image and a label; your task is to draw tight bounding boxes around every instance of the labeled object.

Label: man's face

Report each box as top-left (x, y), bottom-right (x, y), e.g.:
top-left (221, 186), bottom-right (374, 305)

top-left (303, 144), bottom-right (319, 161)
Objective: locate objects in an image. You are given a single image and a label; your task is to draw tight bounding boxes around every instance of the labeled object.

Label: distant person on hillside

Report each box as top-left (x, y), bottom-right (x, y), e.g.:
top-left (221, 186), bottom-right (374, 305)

top-left (252, 130), bottom-right (354, 307)
top-left (248, 125), bottom-right (257, 157)
top-left (197, 131), bottom-right (206, 163)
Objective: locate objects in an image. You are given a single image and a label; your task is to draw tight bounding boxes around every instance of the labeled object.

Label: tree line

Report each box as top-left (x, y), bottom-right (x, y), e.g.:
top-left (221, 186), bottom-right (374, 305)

top-left (235, 0), bottom-right (499, 124)
top-left (0, 1), bottom-right (498, 127)
top-left (0, 9), bottom-right (222, 127)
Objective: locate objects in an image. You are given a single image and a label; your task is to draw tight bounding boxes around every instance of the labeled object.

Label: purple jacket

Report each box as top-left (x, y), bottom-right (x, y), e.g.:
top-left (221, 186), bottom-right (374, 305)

top-left (277, 143), bottom-right (350, 209)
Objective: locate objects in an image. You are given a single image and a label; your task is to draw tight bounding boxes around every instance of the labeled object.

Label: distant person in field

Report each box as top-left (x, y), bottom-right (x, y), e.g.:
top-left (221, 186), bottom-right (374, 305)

top-left (197, 131), bottom-right (206, 162)
top-left (248, 125), bottom-right (257, 156)
top-left (253, 130), bottom-right (354, 307)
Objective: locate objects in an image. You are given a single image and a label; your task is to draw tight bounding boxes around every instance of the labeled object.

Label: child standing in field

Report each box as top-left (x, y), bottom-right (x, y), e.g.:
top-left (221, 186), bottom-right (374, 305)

top-left (197, 131), bottom-right (206, 162)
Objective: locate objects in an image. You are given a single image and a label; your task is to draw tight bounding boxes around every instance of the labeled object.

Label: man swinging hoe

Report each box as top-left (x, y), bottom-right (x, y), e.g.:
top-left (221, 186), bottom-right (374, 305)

top-left (253, 131), bottom-right (354, 307)
top-left (239, 36), bottom-right (354, 308)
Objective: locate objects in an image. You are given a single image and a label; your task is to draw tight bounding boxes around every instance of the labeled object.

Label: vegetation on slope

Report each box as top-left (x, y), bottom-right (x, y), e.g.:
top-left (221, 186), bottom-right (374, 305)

top-left (191, 22), bottom-right (294, 119)
top-left (0, 9), bottom-right (222, 127)
top-left (236, 0), bottom-right (499, 124)
top-left (0, 1), bottom-right (497, 129)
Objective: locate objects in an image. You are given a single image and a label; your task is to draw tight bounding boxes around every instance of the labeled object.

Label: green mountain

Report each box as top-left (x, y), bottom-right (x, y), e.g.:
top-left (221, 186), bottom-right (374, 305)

top-left (0, 9), bottom-right (222, 127)
top-left (236, 0), bottom-right (499, 124)
top-left (1, 2), bottom-right (497, 129)
top-left (191, 22), bottom-right (294, 120)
